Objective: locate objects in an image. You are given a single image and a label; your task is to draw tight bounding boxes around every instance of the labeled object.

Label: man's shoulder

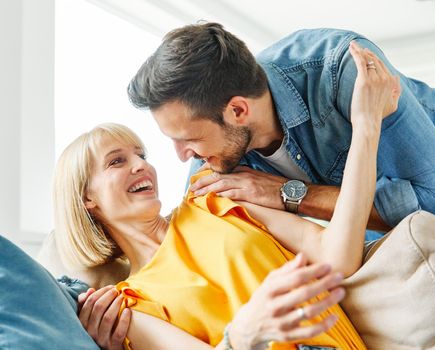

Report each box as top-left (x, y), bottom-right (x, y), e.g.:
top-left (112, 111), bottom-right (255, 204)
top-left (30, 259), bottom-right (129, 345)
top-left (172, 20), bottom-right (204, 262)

top-left (257, 28), bottom-right (365, 66)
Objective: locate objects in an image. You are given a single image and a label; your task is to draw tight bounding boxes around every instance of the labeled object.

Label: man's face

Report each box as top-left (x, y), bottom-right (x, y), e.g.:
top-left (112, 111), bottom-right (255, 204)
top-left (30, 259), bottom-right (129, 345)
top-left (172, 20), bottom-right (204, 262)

top-left (152, 100), bottom-right (251, 173)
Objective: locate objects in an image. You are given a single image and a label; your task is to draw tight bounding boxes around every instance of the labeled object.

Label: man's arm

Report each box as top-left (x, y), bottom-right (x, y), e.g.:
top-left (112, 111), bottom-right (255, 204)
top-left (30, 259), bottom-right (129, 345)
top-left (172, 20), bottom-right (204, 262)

top-left (301, 184), bottom-right (391, 232)
top-left (189, 167), bottom-right (391, 232)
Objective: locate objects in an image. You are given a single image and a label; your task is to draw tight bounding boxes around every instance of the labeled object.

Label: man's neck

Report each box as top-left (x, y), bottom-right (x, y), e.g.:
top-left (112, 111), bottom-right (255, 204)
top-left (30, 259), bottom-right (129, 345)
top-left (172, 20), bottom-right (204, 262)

top-left (247, 89), bottom-right (284, 155)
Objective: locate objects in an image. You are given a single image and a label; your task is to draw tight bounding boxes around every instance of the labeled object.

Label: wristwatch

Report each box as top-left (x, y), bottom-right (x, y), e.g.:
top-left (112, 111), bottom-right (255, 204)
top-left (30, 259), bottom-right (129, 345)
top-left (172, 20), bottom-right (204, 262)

top-left (280, 180), bottom-right (308, 213)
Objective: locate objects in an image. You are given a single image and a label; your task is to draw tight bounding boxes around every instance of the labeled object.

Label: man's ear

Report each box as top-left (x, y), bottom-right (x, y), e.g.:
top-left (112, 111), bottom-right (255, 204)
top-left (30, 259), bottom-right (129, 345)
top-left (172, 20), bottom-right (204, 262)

top-left (223, 96), bottom-right (249, 125)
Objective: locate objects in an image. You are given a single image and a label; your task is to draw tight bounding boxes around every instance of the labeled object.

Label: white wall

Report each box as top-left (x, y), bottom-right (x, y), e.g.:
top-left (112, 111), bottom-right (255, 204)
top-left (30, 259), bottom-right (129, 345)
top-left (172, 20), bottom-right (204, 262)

top-left (0, 0), bottom-right (54, 252)
top-left (0, 0), bottom-right (22, 242)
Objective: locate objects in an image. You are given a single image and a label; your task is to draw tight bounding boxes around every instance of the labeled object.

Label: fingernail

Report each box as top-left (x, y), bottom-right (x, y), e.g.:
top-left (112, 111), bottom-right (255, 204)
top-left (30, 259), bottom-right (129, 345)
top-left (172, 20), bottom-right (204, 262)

top-left (321, 263), bottom-right (332, 273)
top-left (328, 315), bottom-right (339, 326)
top-left (336, 288), bottom-right (345, 299)
top-left (334, 272), bottom-right (344, 283)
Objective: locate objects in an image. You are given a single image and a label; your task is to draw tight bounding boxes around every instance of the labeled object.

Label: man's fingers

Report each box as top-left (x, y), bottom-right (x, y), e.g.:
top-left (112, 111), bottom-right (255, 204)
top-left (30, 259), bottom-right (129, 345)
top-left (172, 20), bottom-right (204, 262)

top-left (190, 172), bottom-right (222, 192)
top-left (214, 189), bottom-right (245, 200)
top-left (197, 162), bottom-right (210, 171)
top-left (192, 174), bottom-right (241, 195)
top-left (233, 165), bottom-right (257, 174)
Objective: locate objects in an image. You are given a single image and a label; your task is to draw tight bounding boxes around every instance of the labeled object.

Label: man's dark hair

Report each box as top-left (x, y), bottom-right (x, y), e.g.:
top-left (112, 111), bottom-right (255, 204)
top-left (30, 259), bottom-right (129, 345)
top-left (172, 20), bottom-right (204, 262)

top-left (127, 22), bottom-right (268, 124)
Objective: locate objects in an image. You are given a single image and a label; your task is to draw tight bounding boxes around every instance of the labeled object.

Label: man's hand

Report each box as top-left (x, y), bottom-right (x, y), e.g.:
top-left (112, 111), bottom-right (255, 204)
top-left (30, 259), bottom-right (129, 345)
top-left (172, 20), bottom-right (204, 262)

top-left (229, 253), bottom-right (345, 350)
top-left (78, 285), bottom-right (131, 350)
top-left (190, 166), bottom-right (287, 209)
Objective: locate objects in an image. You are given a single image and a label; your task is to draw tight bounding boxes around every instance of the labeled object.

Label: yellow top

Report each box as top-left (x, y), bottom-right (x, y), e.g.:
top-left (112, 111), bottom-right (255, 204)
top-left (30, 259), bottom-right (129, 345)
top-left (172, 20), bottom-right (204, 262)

top-left (117, 171), bottom-right (366, 350)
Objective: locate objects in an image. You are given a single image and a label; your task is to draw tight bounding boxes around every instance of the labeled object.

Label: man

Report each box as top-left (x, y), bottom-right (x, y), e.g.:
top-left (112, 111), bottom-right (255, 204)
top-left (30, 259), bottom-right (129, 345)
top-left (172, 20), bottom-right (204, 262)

top-left (128, 22), bottom-right (435, 231)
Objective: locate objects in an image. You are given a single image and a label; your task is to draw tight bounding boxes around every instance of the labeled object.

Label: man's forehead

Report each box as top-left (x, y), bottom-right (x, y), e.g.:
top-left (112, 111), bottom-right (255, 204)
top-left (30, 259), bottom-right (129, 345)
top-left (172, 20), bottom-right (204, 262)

top-left (152, 106), bottom-right (216, 139)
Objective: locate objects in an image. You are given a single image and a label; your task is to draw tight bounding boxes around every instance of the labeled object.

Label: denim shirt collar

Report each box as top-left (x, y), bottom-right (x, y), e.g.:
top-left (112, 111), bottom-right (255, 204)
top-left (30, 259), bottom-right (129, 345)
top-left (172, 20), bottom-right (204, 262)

top-left (259, 62), bottom-right (310, 129)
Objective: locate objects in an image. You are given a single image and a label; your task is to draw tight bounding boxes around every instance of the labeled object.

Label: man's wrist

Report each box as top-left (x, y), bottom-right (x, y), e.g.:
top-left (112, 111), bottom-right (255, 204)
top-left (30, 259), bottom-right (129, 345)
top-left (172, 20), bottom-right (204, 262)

top-left (280, 180), bottom-right (308, 213)
top-left (298, 184), bottom-right (338, 220)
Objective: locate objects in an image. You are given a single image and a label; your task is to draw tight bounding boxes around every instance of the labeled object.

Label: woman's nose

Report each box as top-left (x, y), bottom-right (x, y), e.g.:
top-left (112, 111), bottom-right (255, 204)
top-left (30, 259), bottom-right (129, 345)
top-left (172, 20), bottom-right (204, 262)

top-left (131, 157), bottom-right (147, 173)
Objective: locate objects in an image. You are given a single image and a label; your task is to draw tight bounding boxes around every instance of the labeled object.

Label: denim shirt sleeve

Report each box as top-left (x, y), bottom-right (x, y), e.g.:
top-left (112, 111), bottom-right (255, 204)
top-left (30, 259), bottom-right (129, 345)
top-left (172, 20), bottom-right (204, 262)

top-left (57, 275), bottom-right (90, 304)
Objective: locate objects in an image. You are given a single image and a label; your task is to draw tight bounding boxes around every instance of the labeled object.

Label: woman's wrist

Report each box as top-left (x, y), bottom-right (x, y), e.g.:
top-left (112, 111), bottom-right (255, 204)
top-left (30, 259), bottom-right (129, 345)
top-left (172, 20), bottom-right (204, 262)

top-left (223, 324), bottom-right (235, 350)
top-left (224, 322), bottom-right (252, 350)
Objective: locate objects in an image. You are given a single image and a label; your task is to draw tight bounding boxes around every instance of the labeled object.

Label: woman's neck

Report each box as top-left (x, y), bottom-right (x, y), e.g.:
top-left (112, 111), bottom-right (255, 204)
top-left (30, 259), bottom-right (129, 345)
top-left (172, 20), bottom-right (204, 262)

top-left (108, 215), bottom-right (170, 276)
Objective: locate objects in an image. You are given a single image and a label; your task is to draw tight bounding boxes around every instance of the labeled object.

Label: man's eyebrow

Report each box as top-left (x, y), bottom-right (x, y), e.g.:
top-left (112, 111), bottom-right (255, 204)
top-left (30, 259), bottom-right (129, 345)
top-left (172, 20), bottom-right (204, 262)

top-left (172, 136), bottom-right (199, 142)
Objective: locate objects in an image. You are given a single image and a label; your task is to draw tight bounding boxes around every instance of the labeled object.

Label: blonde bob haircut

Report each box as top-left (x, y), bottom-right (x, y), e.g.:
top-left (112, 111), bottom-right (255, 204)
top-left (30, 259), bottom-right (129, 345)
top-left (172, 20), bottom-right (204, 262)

top-left (53, 123), bottom-right (145, 269)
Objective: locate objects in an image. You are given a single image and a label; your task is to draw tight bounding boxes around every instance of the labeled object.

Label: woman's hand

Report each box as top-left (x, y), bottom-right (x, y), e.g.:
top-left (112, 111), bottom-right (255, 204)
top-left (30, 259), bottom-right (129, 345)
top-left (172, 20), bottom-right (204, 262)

top-left (78, 285), bottom-right (131, 350)
top-left (228, 253), bottom-right (345, 350)
top-left (349, 41), bottom-right (401, 131)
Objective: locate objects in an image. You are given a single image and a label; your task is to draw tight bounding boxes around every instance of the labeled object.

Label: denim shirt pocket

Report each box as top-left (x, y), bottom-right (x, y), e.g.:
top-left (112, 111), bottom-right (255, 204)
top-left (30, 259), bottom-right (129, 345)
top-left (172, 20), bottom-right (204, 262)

top-left (325, 146), bottom-right (349, 185)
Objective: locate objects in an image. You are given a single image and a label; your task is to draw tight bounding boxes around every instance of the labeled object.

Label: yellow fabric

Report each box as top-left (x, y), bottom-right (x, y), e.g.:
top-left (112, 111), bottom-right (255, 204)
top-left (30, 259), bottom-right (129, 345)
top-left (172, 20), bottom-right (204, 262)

top-left (117, 170), bottom-right (366, 350)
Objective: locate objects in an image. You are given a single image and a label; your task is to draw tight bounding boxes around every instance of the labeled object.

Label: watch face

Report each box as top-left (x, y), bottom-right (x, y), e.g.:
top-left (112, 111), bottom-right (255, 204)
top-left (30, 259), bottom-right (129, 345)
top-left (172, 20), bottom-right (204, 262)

top-left (282, 180), bottom-right (307, 200)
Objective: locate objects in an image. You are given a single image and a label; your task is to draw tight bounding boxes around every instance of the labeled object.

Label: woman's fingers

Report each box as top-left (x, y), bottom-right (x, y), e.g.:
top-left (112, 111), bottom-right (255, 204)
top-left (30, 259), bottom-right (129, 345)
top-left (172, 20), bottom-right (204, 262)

top-left (265, 260), bottom-right (333, 298)
top-left (80, 286), bottom-right (117, 337)
top-left (349, 41), bottom-right (369, 78)
top-left (109, 308), bottom-right (131, 350)
top-left (278, 314), bottom-right (339, 342)
top-left (78, 285), bottom-right (114, 328)
top-left (97, 294), bottom-right (124, 343)
top-left (78, 288), bottom-right (95, 312)
top-left (269, 272), bottom-right (344, 317)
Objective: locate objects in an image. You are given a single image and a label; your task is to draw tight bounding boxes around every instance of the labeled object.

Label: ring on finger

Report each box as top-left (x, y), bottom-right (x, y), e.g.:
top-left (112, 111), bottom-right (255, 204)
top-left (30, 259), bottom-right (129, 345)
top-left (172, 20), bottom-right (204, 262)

top-left (366, 60), bottom-right (376, 70)
top-left (296, 306), bottom-right (307, 320)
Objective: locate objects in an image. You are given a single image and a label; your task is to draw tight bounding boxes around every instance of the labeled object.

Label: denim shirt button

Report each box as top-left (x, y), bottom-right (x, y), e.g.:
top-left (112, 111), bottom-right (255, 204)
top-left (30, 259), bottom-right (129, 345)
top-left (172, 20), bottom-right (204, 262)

top-left (296, 154), bottom-right (302, 160)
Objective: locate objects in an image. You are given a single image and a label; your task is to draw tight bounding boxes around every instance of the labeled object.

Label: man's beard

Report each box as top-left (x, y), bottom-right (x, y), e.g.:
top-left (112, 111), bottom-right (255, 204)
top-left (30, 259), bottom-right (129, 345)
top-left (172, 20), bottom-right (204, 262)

top-left (215, 123), bottom-right (251, 174)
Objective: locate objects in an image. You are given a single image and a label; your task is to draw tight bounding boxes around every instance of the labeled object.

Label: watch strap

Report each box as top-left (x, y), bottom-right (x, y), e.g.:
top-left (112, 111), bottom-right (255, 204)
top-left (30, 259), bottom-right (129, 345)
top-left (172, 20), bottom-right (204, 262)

top-left (284, 200), bottom-right (300, 213)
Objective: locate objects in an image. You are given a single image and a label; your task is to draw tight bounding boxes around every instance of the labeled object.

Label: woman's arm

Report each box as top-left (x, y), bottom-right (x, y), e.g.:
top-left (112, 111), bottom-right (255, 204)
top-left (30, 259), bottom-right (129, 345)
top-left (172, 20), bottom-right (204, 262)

top-left (126, 254), bottom-right (343, 350)
top-left (81, 254), bottom-right (344, 350)
top-left (127, 311), bottom-right (215, 350)
top-left (241, 42), bottom-right (401, 277)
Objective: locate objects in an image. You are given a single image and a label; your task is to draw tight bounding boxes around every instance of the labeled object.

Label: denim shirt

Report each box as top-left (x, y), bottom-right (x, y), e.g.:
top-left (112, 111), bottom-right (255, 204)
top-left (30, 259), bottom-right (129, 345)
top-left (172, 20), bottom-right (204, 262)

top-left (189, 28), bottom-right (435, 227)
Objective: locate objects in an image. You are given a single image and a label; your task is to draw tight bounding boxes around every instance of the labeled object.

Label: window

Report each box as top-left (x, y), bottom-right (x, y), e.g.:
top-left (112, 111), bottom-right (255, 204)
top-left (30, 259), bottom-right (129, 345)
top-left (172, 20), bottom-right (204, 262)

top-left (55, 0), bottom-right (190, 215)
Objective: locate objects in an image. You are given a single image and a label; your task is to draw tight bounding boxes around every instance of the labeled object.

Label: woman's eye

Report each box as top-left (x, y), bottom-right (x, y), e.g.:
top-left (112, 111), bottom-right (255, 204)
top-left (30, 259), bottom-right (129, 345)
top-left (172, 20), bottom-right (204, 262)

top-left (109, 157), bottom-right (124, 166)
top-left (138, 153), bottom-right (147, 160)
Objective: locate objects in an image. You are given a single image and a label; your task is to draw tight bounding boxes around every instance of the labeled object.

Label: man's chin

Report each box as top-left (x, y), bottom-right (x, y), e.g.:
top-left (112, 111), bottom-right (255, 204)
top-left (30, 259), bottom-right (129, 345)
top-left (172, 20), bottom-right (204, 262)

top-left (212, 162), bottom-right (239, 174)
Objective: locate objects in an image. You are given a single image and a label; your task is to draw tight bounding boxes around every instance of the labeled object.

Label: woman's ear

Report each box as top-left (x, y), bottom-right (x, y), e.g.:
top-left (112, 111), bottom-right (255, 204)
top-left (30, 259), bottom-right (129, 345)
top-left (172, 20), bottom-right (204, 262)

top-left (84, 194), bottom-right (97, 210)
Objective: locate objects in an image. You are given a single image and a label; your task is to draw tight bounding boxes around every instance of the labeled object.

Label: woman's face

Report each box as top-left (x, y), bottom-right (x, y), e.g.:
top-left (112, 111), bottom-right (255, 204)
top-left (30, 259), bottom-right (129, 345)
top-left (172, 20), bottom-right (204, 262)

top-left (85, 135), bottom-right (161, 225)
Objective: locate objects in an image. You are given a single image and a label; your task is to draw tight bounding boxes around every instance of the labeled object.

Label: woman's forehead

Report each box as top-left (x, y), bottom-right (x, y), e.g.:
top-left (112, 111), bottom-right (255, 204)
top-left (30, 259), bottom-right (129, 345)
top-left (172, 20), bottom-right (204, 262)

top-left (93, 131), bottom-right (145, 153)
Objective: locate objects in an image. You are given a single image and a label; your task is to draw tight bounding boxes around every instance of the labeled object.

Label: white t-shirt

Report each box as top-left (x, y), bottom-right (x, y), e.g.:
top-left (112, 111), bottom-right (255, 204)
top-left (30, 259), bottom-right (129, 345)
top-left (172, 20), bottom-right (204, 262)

top-left (254, 140), bottom-right (311, 183)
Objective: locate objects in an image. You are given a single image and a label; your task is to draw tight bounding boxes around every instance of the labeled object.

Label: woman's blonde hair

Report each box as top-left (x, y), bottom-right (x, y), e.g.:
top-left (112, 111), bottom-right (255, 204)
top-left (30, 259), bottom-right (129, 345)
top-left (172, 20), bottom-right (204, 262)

top-left (53, 123), bottom-right (145, 269)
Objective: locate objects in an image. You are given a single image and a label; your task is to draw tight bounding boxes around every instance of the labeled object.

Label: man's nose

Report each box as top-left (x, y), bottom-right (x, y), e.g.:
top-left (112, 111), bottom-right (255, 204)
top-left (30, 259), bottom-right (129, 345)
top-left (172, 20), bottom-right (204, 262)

top-left (174, 142), bottom-right (195, 162)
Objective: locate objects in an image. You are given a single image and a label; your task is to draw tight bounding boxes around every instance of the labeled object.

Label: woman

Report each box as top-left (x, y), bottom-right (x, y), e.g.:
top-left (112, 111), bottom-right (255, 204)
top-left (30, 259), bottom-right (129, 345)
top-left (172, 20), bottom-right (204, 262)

top-left (50, 41), bottom-right (399, 350)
